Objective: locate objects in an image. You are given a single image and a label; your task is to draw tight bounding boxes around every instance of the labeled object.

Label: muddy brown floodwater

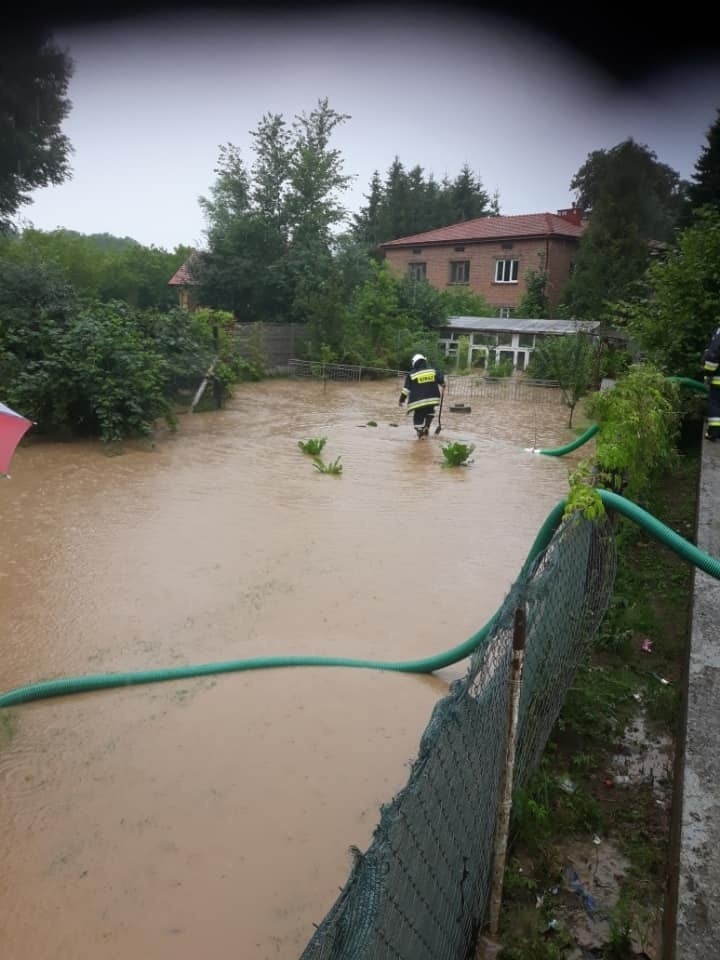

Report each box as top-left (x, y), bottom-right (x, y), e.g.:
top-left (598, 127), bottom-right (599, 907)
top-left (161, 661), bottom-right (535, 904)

top-left (0, 377), bottom-right (583, 960)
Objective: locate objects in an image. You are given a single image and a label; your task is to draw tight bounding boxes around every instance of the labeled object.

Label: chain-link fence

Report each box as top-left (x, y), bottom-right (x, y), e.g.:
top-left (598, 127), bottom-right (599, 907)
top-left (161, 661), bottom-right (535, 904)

top-left (300, 513), bottom-right (616, 960)
top-left (288, 359), bottom-right (406, 382)
top-left (287, 360), bottom-right (561, 405)
top-left (445, 376), bottom-right (562, 404)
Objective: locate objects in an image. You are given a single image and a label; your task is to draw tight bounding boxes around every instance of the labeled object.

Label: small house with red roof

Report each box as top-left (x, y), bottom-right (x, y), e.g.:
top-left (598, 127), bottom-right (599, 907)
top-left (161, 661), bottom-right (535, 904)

top-left (380, 208), bottom-right (584, 315)
top-left (168, 251), bottom-right (201, 310)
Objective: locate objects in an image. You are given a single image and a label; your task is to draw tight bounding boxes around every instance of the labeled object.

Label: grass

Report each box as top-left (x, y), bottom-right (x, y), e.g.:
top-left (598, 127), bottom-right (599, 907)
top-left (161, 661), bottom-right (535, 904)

top-left (298, 437), bottom-right (327, 456)
top-left (313, 456), bottom-right (343, 475)
top-left (440, 440), bottom-right (475, 467)
top-left (496, 443), bottom-right (700, 958)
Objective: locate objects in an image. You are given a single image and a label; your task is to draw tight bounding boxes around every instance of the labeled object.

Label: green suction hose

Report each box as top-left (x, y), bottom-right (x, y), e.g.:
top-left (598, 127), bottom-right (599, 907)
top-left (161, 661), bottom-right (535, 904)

top-left (666, 376), bottom-right (709, 393)
top-left (1, 488), bottom-right (717, 709)
top-left (531, 423), bottom-right (599, 456)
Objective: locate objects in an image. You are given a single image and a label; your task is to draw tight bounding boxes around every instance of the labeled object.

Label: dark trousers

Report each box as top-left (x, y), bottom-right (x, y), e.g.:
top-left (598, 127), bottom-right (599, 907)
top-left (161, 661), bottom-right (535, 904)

top-left (413, 405), bottom-right (437, 430)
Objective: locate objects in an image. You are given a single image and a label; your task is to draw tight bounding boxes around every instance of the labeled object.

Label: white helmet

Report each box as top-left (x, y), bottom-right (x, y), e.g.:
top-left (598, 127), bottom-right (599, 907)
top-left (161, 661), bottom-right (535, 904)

top-left (411, 353), bottom-right (426, 366)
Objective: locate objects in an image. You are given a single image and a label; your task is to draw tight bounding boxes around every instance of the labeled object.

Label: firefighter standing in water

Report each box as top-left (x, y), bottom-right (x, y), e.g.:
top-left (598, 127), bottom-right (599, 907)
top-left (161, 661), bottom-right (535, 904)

top-left (398, 353), bottom-right (446, 439)
top-left (702, 323), bottom-right (720, 441)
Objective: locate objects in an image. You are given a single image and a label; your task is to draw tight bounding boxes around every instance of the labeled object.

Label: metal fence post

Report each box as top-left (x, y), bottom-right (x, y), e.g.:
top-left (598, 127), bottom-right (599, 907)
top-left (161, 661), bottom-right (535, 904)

top-left (477, 605), bottom-right (527, 958)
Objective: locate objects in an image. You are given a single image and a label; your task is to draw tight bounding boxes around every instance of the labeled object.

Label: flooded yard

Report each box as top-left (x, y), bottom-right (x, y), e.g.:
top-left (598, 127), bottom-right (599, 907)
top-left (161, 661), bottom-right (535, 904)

top-left (0, 377), bottom-right (582, 959)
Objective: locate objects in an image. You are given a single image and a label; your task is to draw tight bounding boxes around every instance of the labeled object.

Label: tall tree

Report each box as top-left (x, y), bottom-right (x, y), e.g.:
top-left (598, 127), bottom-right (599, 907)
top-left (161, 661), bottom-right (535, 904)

top-left (560, 138), bottom-right (689, 318)
top-left (353, 170), bottom-right (384, 249)
top-left (250, 112), bottom-right (292, 232)
top-left (449, 164), bottom-right (492, 222)
top-left (286, 97), bottom-right (352, 239)
top-left (196, 99), bottom-right (353, 323)
top-left (353, 161), bottom-right (499, 247)
top-left (282, 98), bottom-right (352, 325)
top-left (198, 144), bottom-right (251, 233)
top-left (406, 164), bottom-right (429, 235)
top-left (197, 144), bottom-right (265, 317)
top-left (688, 108), bottom-right (720, 213)
top-left (380, 157), bottom-right (412, 240)
top-left (618, 206), bottom-right (720, 378)
top-left (0, 32), bottom-right (74, 230)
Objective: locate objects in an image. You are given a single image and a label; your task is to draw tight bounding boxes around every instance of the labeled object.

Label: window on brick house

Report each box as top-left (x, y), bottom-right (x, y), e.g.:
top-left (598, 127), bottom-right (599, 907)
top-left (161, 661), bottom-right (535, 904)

top-left (495, 259), bottom-right (519, 283)
top-left (497, 307), bottom-right (511, 319)
top-left (408, 262), bottom-right (427, 281)
top-left (449, 260), bottom-right (470, 284)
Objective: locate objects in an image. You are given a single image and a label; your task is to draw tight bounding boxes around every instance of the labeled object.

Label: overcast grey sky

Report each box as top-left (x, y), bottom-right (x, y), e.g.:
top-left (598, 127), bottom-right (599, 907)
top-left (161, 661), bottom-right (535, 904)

top-left (23, 9), bottom-right (720, 251)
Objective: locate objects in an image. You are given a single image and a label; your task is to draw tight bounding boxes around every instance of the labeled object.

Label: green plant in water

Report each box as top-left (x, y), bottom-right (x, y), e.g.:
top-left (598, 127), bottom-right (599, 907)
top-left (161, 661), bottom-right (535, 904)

top-left (441, 441), bottom-right (475, 467)
top-left (313, 456), bottom-right (343, 475)
top-left (298, 437), bottom-right (327, 456)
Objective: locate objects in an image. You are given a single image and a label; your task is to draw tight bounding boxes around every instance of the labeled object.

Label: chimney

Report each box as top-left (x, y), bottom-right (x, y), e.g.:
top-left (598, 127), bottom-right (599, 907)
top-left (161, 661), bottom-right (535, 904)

top-left (556, 206), bottom-right (583, 226)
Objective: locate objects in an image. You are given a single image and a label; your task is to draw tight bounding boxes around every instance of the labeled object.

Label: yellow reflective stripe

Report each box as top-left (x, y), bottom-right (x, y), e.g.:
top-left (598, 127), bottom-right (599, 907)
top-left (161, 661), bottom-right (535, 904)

top-left (401, 387), bottom-right (409, 396)
top-left (711, 379), bottom-right (720, 387)
top-left (704, 361), bottom-right (719, 371)
top-left (407, 398), bottom-right (439, 411)
top-left (709, 418), bottom-right (720, 426)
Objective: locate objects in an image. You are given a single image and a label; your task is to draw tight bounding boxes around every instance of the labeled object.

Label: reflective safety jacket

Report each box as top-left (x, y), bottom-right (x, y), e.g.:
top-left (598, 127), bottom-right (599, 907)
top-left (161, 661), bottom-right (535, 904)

top-left (703, 326), bottom-right (720, 387)
top-left (399, 366), bottom-right (445, 411)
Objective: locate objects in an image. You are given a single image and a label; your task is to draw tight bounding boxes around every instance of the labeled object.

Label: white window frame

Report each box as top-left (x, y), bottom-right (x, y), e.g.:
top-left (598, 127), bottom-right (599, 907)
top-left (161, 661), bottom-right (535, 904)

top-left (408, 262), bottom-right (427, 281)
top-left (495, 259), bottom-right (519, 283)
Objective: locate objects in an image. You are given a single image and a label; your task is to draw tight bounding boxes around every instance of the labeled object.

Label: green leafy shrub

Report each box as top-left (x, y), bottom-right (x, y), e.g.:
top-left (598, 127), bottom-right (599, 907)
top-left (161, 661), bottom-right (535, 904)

top-left (441, 441), bottom-right (475, 467)
top-left (563, 463), bottom-right (605, 520)
top-left (298, 437), bottom-right (327, 456)
top-left (0, 260), bottom-right (257, 442)
top-left (486, 359), bottom-right (513, 378)
top-left (586, 363), bottom-right (680, 500)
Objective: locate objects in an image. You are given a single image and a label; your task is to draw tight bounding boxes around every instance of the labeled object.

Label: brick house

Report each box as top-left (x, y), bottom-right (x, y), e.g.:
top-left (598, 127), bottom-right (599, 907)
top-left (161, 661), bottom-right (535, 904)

top-left (380, 209), bottom-right (585, 315)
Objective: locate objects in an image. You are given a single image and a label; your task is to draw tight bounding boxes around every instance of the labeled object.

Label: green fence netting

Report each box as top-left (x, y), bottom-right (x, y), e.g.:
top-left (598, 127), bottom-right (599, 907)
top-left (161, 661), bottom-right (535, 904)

top-left (300, 512), bottom-right (616, 960)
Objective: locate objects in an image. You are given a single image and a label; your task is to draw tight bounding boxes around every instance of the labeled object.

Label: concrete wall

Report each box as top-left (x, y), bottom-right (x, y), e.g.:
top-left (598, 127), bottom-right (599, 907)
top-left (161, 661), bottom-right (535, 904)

top-left (234, 322), bottom-right (310, 370)
top-left (670, 441), bottom-right (720, 957)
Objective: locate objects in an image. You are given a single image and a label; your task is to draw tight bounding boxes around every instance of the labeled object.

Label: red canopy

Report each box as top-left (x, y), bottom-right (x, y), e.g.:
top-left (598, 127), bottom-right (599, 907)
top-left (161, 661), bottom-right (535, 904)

top-left (0, 402), bottom-right (33, 476)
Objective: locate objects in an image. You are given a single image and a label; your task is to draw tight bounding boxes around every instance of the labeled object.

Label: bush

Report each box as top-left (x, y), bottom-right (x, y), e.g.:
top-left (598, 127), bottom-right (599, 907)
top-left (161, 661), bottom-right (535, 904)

top-left (487, 359), bottom-right (513, 378)
top-left (585, 363), bottom-right (680, 500)
top-left (441, 441), bottom-right (475, 467)
top-left (8, 301), bottom-right (173, 441)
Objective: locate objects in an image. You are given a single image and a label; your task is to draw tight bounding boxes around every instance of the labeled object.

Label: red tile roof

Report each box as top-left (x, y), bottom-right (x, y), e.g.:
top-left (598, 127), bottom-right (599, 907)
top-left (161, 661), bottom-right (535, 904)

top-left (168, 252), bottom-right (201, 286)
top-left (380, 212), bottom-right (585, 248)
